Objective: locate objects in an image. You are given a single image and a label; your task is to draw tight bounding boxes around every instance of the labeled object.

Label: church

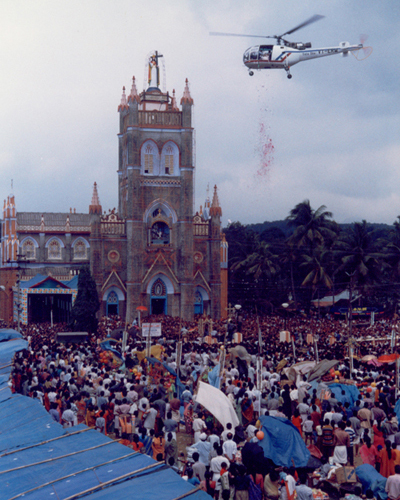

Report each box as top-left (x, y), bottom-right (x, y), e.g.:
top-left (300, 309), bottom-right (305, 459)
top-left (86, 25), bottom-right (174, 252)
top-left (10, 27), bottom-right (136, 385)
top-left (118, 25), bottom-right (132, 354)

top-left (0, 52), bottom-right (228, 326)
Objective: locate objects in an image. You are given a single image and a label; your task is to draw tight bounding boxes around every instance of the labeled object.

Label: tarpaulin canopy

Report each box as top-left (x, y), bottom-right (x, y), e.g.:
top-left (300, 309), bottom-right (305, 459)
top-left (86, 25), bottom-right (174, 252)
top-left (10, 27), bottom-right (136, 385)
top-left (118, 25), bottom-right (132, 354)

top-left (0, 341), bottom-right (211, 500)
top-left (195, 381), bottom-right (239, 429)
top-left (282, 360), bottom-right (316, 386)
top-left (307, 359), bottom-right (339, 383)
top-left (0, 329), bottom-right (22, 342)
top-left (257, 415), bottom-right (310, 468)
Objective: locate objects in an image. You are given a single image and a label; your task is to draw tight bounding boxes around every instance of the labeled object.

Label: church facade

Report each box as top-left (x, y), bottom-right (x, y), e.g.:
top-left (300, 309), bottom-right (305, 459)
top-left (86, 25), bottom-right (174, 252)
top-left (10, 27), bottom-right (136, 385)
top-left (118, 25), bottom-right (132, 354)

top-left (0, 53), bottom-right (228, 326)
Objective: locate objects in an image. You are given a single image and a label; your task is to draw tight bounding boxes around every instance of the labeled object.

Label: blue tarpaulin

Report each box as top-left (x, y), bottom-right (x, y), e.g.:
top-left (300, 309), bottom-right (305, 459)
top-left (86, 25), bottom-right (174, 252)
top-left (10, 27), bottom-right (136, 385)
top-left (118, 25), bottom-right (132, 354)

top-left (257, 415), bottom-right (311, 468)
top-left (394, 399), bottom-right (400, 424)
top-left (208, 363), bottom-right (220, 388)
top-left (356, 464), bottom-right (387, 499)
top-left (328, 383), bottom-right (360, 408)
top-left (0, 329), bottom-right (22, 342)
top-left (0, 341), bottom-right (211, 500)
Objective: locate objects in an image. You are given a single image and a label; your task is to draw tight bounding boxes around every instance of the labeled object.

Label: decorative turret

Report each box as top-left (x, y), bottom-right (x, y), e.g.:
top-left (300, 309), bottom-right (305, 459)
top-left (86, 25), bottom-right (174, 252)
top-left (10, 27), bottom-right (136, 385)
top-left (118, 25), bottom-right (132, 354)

top-left (181, 78), bottom-right (194, 105)
top-left (209, 185), bottom-right (222, 217)
top-left (118, 87), bottom-right (129, 112)
top-left (170, 89), bottom-right (179, 111)
top-left (181, 78), bottom-right (193, 129)
top-left (1, 193), bottom-right (18, 264)
top-left (128, 76), bottom-right (140, 103)
top-left (89, 182), bottom-right (102, 215)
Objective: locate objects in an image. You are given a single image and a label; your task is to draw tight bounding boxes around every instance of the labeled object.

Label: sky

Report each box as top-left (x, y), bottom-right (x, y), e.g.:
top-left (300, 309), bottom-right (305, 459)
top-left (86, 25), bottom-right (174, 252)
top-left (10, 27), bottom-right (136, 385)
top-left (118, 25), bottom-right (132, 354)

top-left (0, 0), bottom-right (399, 227)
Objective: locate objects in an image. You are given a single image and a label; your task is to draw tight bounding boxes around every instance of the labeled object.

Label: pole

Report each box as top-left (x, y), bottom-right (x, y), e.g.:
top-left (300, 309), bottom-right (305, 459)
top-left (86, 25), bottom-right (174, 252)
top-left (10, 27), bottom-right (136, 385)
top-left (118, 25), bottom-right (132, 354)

top-left (292, 336), bottom-right (296, 360)
top-left (314, 335), bottom-right (319, 363)
top-left (146, 322), bottom-right (151, 359)
top-left (17, 268), bottom-right (20, 333)
top-left (218, 346), bottom-right (226, 389)
top-left (396, 357), bottom-right (399, 399)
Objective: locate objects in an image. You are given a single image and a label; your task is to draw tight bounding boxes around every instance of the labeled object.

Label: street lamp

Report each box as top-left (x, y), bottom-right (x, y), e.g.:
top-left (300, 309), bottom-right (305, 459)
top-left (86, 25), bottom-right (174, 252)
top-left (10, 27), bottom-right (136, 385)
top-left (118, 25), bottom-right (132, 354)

top-left (282, 302), bottom-right (289, 331)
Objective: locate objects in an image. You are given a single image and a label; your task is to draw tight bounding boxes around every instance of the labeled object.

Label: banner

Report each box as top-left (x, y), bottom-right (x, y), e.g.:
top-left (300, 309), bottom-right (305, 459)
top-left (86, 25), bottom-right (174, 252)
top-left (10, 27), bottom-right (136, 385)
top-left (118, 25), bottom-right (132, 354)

top-left (142, 323), bottom-right (162, 337)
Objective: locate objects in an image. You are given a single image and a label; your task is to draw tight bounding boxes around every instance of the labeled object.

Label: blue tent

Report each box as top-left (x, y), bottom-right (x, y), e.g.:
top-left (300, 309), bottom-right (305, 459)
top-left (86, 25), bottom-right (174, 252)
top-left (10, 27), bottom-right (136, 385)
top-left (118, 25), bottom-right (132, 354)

top-left (0, 341), bottom-right (211, 500)
top-left (257, 415), bottom-right (310, 468)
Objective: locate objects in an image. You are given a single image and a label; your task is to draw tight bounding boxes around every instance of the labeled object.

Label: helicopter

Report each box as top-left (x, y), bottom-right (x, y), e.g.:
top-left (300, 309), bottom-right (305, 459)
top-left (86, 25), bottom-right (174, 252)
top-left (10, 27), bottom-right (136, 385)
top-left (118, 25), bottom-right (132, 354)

top-left (210, 15), bottom-right (372, 79)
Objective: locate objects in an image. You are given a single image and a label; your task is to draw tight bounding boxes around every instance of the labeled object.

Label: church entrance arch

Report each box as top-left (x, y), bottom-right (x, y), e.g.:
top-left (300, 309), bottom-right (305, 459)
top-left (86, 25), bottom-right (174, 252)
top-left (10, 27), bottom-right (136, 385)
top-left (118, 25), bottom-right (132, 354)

top-left (150, 278), bottom-right (167, 315)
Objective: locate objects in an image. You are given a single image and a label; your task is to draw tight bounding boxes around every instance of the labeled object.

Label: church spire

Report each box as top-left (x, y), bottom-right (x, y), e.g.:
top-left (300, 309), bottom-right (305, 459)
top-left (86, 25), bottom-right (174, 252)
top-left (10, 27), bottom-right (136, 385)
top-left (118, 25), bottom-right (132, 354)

top-left (209, 185), bottom-right (222, 217)
top-left (118, 86), bottom-right (129, 111)
top-left (181, 78), bottom-right (194, 105)
top-left (89, 182), bottom-right (102, 214)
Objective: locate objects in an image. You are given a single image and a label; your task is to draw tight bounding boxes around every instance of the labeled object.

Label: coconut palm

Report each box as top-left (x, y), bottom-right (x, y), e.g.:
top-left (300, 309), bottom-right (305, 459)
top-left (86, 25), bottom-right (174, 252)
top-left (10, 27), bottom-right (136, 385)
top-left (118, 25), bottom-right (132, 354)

top-left (286, 199), bottom-right (338, 251)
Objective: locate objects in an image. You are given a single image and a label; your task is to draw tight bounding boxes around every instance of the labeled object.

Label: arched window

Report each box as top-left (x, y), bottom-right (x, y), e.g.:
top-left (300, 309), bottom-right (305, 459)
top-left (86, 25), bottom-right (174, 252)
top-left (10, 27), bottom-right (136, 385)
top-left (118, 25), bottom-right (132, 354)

top-left (164, 145), bottom-right (174, 175)
top-left (161, 141), bottom-right (179, 176)
top-left (48, 239), bottom-right (62, 260)
top-left (22, 239), bottom-right (36, 259)
top-left (73, 239), bottom-right (87, 260)
top-left (107, 291), bottom-right (119, 316)
top-left (194, 290), bottom-right (203, 315)
top-left (151, 221), bottom-right (170, 245)
top-left (141, 140), bottom-right (159, 175)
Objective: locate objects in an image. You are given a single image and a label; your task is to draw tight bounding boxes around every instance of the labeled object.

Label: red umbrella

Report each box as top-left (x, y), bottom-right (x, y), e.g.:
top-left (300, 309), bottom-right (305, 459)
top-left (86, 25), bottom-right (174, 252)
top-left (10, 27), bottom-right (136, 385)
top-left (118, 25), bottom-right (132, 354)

top-left (378, 353), bottom-right (400, 364)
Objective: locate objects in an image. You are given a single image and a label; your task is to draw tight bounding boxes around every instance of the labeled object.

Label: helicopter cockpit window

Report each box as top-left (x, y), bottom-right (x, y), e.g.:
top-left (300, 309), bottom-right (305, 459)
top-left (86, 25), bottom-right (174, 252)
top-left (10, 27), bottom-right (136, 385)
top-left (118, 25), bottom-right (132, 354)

top-left (250, 48), bottom-right (258, 60)
top-left (243, 49), bottom-right (250, 62)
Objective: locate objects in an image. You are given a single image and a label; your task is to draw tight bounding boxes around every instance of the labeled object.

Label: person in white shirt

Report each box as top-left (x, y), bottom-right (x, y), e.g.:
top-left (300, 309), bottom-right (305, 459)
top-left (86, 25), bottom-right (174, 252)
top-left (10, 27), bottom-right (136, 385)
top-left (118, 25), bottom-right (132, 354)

top-left (222, 433), bottom-right (237, 461)
top-left (193, 412), bottom-right (207, 443)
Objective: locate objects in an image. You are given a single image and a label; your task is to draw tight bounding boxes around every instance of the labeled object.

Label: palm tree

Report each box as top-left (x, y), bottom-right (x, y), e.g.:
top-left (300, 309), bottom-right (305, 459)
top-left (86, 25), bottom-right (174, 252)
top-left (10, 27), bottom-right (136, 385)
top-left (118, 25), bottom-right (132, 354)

top-left (231, 241), bottom-right (280, 311)
top-left (232, 241), bottom-right (280, 281)
top-left (286, 199), bottom-right (338, 251)
top-left (334, 220), bottom-right (384, 299)
top-left (300, 246), bottom-right (333, 294)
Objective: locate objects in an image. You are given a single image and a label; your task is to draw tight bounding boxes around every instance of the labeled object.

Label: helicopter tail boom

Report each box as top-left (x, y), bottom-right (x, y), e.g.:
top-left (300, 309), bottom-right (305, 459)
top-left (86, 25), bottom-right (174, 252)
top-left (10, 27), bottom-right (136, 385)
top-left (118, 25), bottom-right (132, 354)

top-left (339, 41), bottom-right (350, 56)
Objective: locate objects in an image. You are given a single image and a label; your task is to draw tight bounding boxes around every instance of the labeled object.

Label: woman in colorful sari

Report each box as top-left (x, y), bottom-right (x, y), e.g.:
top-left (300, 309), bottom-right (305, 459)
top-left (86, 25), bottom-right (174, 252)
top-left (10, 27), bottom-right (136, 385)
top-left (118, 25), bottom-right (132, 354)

top-left (241, 393), bottom-right (254, 426)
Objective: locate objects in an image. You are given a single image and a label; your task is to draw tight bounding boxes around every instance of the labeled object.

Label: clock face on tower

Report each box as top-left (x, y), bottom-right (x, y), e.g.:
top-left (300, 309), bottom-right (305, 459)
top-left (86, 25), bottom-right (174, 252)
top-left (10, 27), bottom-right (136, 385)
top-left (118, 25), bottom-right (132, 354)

top-left (108, 250), bottom-right (120, 263)
top-left (151, 222), bottom-right (170, 245)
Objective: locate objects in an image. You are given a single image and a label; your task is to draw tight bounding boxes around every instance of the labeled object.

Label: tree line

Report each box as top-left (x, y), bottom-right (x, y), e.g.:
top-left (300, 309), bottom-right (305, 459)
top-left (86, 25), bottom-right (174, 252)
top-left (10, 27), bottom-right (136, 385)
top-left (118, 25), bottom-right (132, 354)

top-left (224, 199), bottom-right (400, 315)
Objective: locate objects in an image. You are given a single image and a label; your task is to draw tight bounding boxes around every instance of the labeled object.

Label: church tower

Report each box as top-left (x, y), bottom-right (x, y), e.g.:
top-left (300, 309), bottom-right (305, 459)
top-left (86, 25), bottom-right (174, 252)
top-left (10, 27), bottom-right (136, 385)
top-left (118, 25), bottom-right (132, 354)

top-left (118, 52), bottom-right (197, 321)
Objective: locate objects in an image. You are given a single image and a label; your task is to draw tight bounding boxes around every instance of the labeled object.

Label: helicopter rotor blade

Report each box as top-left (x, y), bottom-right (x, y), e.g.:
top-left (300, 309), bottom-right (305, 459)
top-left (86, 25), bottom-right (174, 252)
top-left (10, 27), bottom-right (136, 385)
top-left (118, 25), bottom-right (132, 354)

top-left (209, 31), bottom-right (274, 39)
top-left (279, 14), bottom-right (325, 37)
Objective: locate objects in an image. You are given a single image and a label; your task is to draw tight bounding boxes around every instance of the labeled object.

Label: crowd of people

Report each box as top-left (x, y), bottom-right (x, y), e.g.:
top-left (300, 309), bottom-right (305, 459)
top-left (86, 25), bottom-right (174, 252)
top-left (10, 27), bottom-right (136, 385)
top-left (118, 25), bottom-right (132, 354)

top-left (5, 310), bottom-right (400, 500)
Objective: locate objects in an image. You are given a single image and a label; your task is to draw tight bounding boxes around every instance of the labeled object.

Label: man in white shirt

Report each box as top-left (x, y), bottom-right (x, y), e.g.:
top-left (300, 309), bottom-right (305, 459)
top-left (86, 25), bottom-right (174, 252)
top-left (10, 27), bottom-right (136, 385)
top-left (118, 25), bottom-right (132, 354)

top-left (193, 412), bottom-right (207, 443)
top-left (222, 433), bottom-right (237, 462)
top-left (386, 465), bottom-right (400, 500)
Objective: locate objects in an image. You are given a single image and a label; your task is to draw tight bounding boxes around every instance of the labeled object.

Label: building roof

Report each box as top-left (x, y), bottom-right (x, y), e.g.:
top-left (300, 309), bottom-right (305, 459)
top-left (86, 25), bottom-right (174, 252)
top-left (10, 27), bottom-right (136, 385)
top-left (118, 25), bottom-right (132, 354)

top-left (17, 212), bottom-right (90, 227)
